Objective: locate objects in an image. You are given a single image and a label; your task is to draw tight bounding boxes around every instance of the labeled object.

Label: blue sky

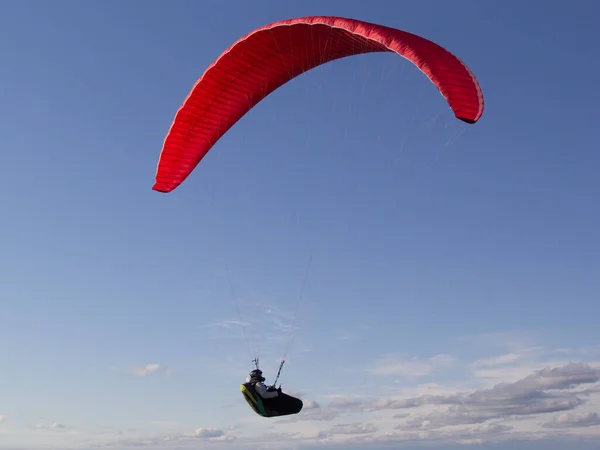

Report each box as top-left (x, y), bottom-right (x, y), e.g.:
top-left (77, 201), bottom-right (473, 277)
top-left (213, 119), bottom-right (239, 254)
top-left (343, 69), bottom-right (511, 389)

top-left (1, 0), bottom-right (599, 448)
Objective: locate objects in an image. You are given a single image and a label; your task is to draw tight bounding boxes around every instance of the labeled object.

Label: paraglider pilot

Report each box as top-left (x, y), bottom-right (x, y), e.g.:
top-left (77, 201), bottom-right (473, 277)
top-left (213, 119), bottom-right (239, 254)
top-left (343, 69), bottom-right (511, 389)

top-left (240, 368), bottom-right (303, 417)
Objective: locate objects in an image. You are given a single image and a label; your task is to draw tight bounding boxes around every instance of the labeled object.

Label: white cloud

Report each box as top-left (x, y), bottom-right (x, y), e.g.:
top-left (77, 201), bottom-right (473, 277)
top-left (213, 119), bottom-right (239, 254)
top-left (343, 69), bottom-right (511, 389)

top-left (329, 422), bottom-right (379, 435)
top-left (332, 362), bottom-right (600, 420)
top-left (133, 363), bottom-right (161, 376)
top-left (120, 363), bottom-right (171, 377)
top-left (191, 427), bottom-right (225, 438)
top-left (75, 426), bottom-right (236, 449)
top-left (268, 360), bottom-right (600, 446)
top-left (303, 400), bottom-right (321, 410)
top-left (35, 422), bottom-right (67, 431)
top-left (543, 412), bottom-right (600, 429)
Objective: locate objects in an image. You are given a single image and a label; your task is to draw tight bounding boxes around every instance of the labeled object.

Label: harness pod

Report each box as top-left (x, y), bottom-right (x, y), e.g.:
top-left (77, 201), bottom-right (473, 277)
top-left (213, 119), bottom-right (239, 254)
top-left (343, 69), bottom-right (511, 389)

top-left (240, 382), bottom-right (303, 418)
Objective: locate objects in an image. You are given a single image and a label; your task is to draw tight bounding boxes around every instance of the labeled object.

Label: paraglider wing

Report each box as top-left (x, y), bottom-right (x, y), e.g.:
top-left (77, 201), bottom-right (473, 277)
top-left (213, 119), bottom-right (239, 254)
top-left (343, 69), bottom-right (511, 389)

top-left (153, 16), bottom-right (484, 193)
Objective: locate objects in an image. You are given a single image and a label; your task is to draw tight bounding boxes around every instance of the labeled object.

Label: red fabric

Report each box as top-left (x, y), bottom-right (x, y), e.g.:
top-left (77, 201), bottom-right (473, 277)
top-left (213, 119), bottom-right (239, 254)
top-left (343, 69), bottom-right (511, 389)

top-left (153, 16), bottom-right (484, 193)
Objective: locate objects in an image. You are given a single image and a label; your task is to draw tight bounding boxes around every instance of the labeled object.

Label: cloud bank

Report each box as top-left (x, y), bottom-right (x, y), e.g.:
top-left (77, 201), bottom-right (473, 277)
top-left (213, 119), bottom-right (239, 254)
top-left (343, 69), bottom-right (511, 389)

top-left (3, 333), bottom-right (600, 450)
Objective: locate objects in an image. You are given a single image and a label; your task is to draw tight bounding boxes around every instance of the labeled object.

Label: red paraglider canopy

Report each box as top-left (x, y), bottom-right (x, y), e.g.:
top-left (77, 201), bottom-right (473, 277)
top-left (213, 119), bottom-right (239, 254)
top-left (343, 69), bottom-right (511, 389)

top-left (153, 16), bottom-right (484, 193)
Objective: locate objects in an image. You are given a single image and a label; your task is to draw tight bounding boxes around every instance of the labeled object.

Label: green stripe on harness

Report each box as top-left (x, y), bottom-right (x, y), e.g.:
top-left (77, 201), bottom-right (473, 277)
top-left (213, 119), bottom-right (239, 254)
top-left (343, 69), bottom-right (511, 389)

top-left (240, 384), bottom-right (268, 417)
